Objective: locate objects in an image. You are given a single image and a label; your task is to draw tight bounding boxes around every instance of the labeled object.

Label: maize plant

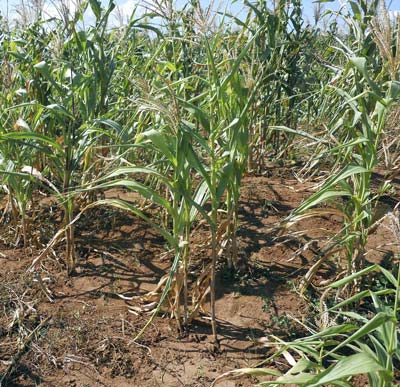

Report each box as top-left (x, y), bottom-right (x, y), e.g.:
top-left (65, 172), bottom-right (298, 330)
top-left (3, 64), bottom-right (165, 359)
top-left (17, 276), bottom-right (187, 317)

top-left (3, 0), bottom-right (118, 274)
top-left (1, 1), bottom-right (400, 384)
top-left (285, 0), bottom-right (400, 293)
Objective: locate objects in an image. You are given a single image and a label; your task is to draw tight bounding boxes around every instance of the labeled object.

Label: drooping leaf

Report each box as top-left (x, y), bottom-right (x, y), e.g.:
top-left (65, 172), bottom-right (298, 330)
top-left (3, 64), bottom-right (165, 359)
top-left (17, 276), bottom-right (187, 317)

top-left (307, 353), bottom-right (386, 387)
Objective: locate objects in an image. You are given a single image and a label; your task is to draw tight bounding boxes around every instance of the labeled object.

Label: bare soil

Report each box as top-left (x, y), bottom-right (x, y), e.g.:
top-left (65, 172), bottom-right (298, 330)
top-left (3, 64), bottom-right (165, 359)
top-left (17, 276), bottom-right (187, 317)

top-left (1, 167), bottom-right (399, 387)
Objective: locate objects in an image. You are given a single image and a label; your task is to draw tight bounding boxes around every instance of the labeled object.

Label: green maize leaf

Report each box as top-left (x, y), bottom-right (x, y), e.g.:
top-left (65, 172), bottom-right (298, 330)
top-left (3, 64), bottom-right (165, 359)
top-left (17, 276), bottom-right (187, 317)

top-left (33, 60), bottom-right (50, 72)
top-left (89, 0), bottom-right (102, 20)
top-left (351, 110), bottom-right (362, 127)
top-left (33, 61), bottom-right (63, 93)
top-left (134, 23), bottom-right (163, 38)
top-left (181, 121), bottom-right (210, 153)
top-left (370, 293), bottom-right (394, 340)
top-left (378, 266), bottom-right (398, 288)
top-left (307, 323), bottom-right (358, 340)
top-left (83, 179), bottom-right (173, 216)
top-left (220, 27), bottom-right (260, 90)
top-left (338, 311), bottom-right (367, 321)
top-left (329, 290), bottom-right (371, 310)
top-left (260, 372), bottom-right (315, 385)
top-left (7, 102), bottom-right (43, 111)
top-left (93, 118), bottom-right (123, 133)
top-left (1, 132), bottom-right (63, 153)
top-left (186, 145), bottom-right (211, 187)
top-left (190, 180), bottom-right (210, 223)
top-left (100, 0), bottom-right (116, 25)
top-left (0, 170), bottom-right (34, 180)
top-left (242, 368), bottom-right (281, 376)
top-left (165, 62), bottom-right (176, 72)
top-left (224, 118), bottom-right (239, 132)
top-left (350, 57), bottom-right (367, 77)
top-left (368, 336), bottom-right (390, 368)
top-left (140, 129), bottom-right (177, 166)
top-left (180, 100), bottom-right (211, 133)
top-left (349, 57), bottom-right (381, 97)
top-left (326, 312), bottom-right (393, 357)
top-left (334, 87), bottom-right (362, 113)
top-left (329, 265), bottom-right (379, 288)
top-left (46, 104), bottom-right (73, 118)
top-left (294, 190), bottom-right (351, 214)
top-left (204, 39), bottom-right (219, 88)
top-left (288, 358), bottom-right (319, 375)
top-left (185, 193), bottom-right (212, 226)
top-left (329, 136), bottom-right (369, 153)
top-left (307, 353), bottom-right (386, 387)
top-left (294, 165), bottom-right (369, 215)
top-left (349, 1), bottom-right (362, 21)
top-left (287, 342), bottom-right (323, 359)
top-left (219, 11), bottom-right (251, 31)
top-left (389, 81), bottom-right (400, 100)
top-left (216, 167), bottom-right (232, 202)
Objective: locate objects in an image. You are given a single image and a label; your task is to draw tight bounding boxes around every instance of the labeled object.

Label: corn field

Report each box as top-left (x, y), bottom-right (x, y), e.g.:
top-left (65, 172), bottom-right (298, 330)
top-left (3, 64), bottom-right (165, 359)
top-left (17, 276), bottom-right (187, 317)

top-left (0, 0), bottom-right (400, 385)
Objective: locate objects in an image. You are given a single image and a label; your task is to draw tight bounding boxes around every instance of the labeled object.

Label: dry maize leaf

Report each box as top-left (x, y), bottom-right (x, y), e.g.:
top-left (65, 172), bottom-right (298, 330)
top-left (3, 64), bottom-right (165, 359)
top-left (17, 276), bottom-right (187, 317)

top-left (211, 367), bottom-right (281, 387)
top-left (300, 247), bottom-right (344, 293)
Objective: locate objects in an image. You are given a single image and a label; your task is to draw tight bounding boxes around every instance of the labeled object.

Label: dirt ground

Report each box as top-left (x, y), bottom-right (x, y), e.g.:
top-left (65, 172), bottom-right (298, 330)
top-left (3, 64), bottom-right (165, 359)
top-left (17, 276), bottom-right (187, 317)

top-left (1, 167), bottom-right (399, 387)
